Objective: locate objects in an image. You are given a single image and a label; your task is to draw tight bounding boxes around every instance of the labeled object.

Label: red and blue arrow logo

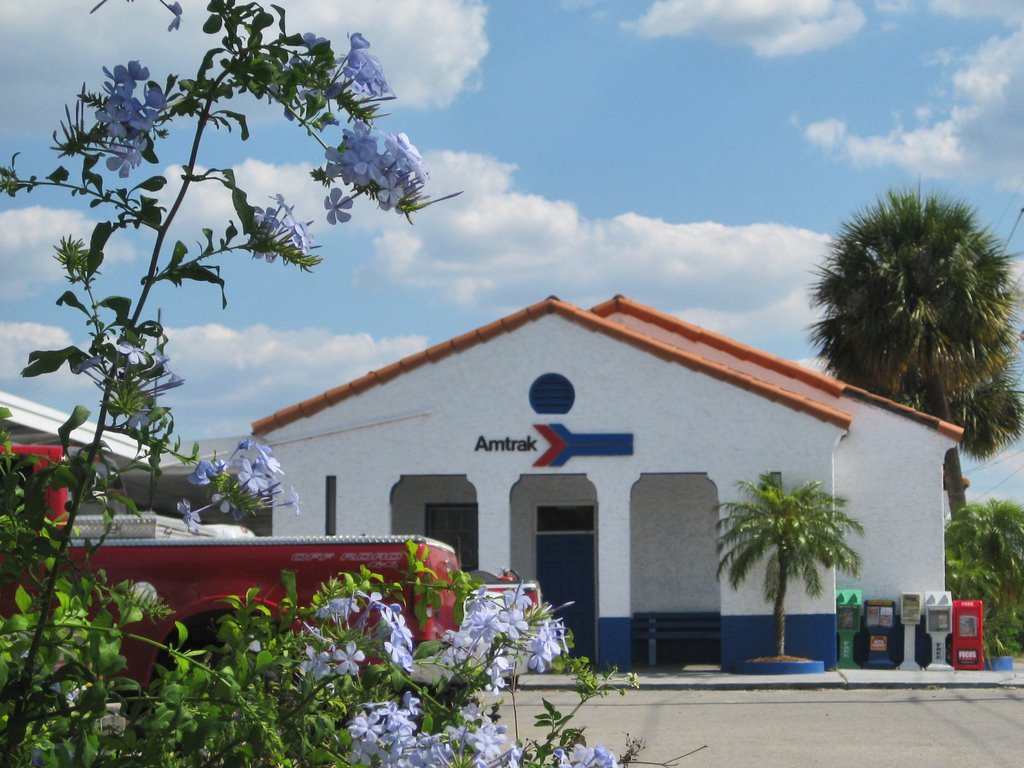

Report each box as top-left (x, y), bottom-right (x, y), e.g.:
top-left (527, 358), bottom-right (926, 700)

top-left (533, 423), bottom-right (634, 467)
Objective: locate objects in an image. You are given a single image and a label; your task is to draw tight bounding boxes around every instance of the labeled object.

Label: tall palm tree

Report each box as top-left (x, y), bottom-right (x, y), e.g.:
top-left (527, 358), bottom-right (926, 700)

top-left (717, 473), bottom-right (863, 658)
top-left (810, 188), bottom-right (1022, 513)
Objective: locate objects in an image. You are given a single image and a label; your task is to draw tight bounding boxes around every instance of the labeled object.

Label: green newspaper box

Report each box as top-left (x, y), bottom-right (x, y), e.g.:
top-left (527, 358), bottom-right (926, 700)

top-left (836, 589), bottom-right (863, 669)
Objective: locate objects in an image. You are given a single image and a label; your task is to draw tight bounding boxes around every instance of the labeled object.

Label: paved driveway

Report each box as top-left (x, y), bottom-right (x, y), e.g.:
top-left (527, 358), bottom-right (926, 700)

top-left (500, 687), bottom-right (1024, 768)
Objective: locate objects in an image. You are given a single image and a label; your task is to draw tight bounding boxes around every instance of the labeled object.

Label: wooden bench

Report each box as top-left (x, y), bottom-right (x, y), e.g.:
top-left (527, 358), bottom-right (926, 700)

top-left (632, 612), bottom-right (722, 666)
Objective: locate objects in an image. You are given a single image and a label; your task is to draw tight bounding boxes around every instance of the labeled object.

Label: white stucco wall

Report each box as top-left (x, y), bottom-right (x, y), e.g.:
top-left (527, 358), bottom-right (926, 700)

top-left (832, 396), bottom-right (951, 598)
top-left (609, 310), bottom-right (955, 608)
top-left (630, 473), bottom-right (719, 612)
top-left (262, 313), bottom-right (948, 624)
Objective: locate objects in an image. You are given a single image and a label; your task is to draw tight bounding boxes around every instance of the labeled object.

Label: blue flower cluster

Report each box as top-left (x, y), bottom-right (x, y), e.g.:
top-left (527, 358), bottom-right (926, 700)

top-left (252, 194), bottom-right (316, 260)
top-left (252, 33), bottom-right (431, 262)
top-left (74, 341), bottom-right (184, 430)
top-left (341, 33), bottom-right (391, 99)
top-left (284, 31), bottom-right (391, 113)
top-left (307, 589), bottom-right (415, 673)
top-left (323, 122), bottom-right (428, 219)
top-left (161, 0), bottom-right (183, 32)
top-left (348, 696), bottom-right (522, 768)
top-left (179, 439), bottom-right (299, 531)
top-left (304, 583), bottom-right (612, 768)
top-left (438, 585), bottom-right (569, 690)
top-left (554, 745), bottom-right (620, 768)
top-left (95, 61), bottom-right (166, 177)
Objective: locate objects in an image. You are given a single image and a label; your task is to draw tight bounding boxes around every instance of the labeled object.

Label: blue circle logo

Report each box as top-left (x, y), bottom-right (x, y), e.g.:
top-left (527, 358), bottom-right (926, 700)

top-left (530, 373), bottom-right (575, 414)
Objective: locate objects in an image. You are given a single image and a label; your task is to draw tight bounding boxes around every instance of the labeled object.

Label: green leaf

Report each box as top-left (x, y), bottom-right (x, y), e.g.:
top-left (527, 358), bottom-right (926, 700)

top-left (135, 174), bottom-right (167, 193)
top-left (255, 649), bottom-right (274, 672)
top-left (413, 640), bottom-right (442, 660)
top-left (47, 166), bottom-right (69, 184)
top-left (87, 220), bottom-right (114, 275)
top-left (175, 620), bottom-right (189, 646)
top-left (58, 406), bottom-right (90, 450)
top-left (121, 603), bottom-right (144, 625)
top-left (280, 569), bottom-right (297, 603)
top-left (253, 10), bottom-right (274, 32)
top-left (14, 585), bottom-right (31, 612)
top-left (98, 295), bottom-right (133, 325)
top-left (203, 13), bottom-right (223, 34)
top-left (21, 346), bottom-right (84, 377)
top-left (56, 290), bottom-right (89, 315)
top-left (218, 110), bottom-right (250, 141)
top-left (138, 196), bottom-right (164, 227)
top-left (3, 614), bottom-right (30, 632)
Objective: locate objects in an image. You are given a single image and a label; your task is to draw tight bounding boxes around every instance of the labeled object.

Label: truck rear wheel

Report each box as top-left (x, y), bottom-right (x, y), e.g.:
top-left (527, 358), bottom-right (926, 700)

top-left (153, 611), bottom-right (227, 675)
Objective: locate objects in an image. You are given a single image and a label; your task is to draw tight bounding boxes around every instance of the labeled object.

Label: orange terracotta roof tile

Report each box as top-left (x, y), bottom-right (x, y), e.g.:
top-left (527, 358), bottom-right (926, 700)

top-left (591, 295), bottom-right (846, 397)
top-left (590, 294), bottom-right (963, 441)
top-left (251, 295), bottom-right (962, 441)
top-left (252, 296), bottom-right (855, 435)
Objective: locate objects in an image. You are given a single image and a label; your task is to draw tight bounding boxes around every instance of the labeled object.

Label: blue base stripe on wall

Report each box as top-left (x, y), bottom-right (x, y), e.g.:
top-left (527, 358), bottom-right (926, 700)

top-left (598, 617), bottom-right (632, 672)
top-left (721, 614), bottom-right (836, 672)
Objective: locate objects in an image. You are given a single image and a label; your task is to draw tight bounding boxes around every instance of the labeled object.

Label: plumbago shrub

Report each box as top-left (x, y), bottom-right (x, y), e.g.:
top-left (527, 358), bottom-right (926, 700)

top-left (0, 1), bottom-right (639, 766)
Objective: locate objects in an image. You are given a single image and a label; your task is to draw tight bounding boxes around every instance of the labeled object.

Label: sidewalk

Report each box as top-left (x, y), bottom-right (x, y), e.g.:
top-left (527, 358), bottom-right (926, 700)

top-left (516, 663), bottom-right (1024, 691)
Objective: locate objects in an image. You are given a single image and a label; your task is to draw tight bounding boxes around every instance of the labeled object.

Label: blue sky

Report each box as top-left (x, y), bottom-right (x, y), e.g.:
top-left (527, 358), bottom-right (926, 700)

top-left (3, 0), bottom-right (1024, 503)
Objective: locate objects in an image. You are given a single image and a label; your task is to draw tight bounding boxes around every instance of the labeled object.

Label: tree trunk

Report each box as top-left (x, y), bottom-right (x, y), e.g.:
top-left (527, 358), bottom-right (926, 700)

top-left (774, 571), bottom-right (787, 657)
top-left (925, 373), bottom-right (967, 516)
top-left (944, 446), bottom-right (967, 516)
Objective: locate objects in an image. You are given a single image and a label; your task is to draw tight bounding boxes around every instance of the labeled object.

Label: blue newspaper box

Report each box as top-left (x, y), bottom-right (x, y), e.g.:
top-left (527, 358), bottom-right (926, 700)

top-left (864, 598), bottom-right (896, 669)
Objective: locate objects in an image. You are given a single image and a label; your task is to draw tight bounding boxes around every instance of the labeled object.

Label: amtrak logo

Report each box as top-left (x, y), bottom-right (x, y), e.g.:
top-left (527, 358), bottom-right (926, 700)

top-left (533, 423), bottom-right (633, 467)
top-left (473, 374), bottom-right (635, 466)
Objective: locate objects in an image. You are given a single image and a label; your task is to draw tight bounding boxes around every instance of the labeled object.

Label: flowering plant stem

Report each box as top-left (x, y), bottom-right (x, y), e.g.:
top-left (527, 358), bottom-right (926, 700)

top-left (0, 3), bottom-right (640, 766)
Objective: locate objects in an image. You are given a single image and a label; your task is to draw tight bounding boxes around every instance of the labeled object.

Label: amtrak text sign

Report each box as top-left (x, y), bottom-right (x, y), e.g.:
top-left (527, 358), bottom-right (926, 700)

top-left (473, 424), bottom-right (634, 467)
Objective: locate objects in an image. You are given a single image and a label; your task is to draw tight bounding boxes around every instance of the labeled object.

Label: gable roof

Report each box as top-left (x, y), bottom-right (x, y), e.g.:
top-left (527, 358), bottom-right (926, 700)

top-left (591, 295), bottom-right (963, 442)
top-left (251, 296), bottom-right (961, 442)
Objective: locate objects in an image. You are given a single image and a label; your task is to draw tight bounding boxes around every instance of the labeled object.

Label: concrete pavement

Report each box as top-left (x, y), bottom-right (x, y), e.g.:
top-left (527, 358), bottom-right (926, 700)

top-left (517, 662), bottom-right (1024, 690)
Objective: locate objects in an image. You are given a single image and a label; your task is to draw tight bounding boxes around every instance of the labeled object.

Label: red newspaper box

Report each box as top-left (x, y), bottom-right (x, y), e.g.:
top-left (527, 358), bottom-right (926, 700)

top-left (952, 599), bottom-right (984, 670)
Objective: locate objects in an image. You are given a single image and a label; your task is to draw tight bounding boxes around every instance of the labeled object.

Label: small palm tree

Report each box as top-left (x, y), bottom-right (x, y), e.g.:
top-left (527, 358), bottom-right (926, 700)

top-left (717, 473), bottom-right (864, 658)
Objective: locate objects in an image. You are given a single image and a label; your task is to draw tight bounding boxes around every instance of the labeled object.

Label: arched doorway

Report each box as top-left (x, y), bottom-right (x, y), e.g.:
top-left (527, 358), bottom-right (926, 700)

top-left (630, 473), bottom-right (719, 665)
top-left (510, 475), bottom-right (598, 661)
top-left (390, 475), bottom-right (479, 570)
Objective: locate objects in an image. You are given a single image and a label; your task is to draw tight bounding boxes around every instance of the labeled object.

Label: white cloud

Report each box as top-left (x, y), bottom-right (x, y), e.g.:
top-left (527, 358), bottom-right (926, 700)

top-left (266, 0), bottom-right (489, 108)
top-left (803, 24), bottom-right (1024, 182)
top-left (361, 150), bottom-right (830, 336)
top-left (0, 207), bottom-right (137, 296)
top-left (625, 0), bottom-right (866, 56)
top-left (160, 323), bottom-right (429, 437)
top-left (928, 1), bottom-right (1024, 22)
top-left (0, 322), bottom-right (99, 412)
top-left (0, 322), bottom-right (74, 376)
top-left (674, 286), bottom-right (819, 347)
top-left (157, 159), bottom-right (324, 242)
top-left (0, 319), bottom-right (428, 439)
top-left (875, 1), bottom-right (913, 14)
top-left (0, 0), bottom-right (487, 134)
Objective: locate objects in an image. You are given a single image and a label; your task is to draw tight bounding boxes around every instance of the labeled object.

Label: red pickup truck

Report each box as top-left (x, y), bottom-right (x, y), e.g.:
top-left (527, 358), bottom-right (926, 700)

top-left (2, 445), bottom-right (462, 686)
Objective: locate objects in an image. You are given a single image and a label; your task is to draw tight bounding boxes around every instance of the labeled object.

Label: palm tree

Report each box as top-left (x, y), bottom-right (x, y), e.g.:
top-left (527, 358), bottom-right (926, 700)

top-left (809, 188), bottom-right (1022, 514)
top-left (946, 499), bottom-right (1024, 657)
top-left (717, 473), bottom-right (863, 658)
top-left (946, 499), bottom-right (1024, 604)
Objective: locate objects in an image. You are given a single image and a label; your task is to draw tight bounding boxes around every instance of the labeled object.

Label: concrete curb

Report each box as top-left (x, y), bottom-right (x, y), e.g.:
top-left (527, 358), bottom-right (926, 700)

top-left (514, 667), bottom-right (1024, 692)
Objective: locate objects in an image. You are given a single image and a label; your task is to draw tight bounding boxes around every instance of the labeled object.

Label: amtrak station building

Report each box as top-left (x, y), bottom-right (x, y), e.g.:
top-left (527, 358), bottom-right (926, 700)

top-left (252, 296), bottom-right (961, 672)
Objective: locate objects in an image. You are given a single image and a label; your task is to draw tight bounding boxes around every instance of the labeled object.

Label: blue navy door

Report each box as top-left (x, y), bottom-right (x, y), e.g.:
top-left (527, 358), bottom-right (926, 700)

top-left (535, 505), bottom-right (596, 662)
